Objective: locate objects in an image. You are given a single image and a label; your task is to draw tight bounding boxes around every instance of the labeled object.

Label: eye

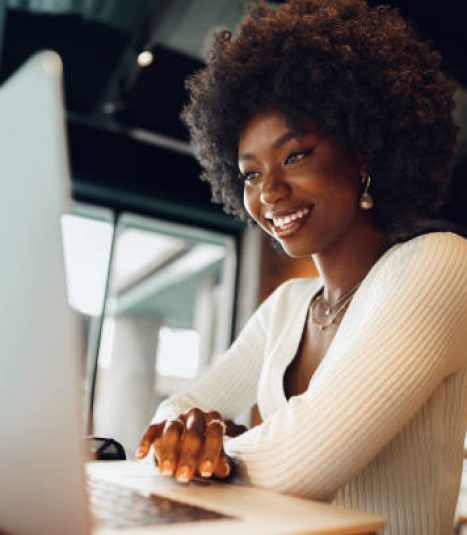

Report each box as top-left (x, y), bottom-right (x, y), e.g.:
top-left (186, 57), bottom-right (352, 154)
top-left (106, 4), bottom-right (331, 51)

top-left (240, 170), bottom-right (260, 183)
top-left (284, 148), bottom-right (314, 165)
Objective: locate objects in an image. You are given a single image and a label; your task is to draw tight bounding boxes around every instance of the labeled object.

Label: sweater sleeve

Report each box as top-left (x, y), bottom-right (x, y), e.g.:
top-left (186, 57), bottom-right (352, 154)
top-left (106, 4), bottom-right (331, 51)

top-left (224, 232), bottom-right (467, 501)
top-left (150, 280), bottom-right (294, 424)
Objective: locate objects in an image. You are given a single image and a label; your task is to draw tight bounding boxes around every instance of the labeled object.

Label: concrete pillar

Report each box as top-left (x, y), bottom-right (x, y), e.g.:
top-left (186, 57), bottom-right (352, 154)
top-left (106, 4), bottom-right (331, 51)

top-left (93, 315), bottom-right (160, 457)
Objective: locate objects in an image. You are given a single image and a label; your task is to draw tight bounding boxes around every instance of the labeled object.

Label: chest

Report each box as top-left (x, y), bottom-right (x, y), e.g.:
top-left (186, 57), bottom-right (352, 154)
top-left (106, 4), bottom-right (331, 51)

top-left (283, 313), bottom-right (340, 400)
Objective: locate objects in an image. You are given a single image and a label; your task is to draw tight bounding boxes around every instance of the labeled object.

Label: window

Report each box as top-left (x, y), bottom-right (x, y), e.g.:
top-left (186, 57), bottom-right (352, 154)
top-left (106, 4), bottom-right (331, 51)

top-left (61, 203), bottom-right (114, 431)
top-left (89, 212), bottom-right (237, 456)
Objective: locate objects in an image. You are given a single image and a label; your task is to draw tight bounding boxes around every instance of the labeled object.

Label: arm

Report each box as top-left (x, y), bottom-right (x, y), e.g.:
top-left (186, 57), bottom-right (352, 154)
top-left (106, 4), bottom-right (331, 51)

top-left (137, 279), bottom-right (299, 480)
top-left (225, 232), bottom-right (467, 500)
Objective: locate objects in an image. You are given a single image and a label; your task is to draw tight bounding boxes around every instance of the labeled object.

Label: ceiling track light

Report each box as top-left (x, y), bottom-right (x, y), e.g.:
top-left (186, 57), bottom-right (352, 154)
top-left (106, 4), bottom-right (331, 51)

top-left (137, 50), bottom-right (154, 67)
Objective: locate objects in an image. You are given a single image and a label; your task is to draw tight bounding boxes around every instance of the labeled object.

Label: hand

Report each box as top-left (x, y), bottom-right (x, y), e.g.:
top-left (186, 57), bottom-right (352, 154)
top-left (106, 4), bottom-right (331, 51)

top-left (136, 408), bottom-right (246, 483)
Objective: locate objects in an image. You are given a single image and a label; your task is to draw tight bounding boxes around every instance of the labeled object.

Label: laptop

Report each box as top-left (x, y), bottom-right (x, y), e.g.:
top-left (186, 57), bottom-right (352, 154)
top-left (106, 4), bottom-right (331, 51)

top-left (0, 51), bottom-right (384, 535)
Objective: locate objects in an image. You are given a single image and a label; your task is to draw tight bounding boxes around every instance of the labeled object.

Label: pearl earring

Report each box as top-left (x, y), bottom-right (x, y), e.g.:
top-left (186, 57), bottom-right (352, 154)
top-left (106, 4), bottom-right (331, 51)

top-left (359, 175), bottom-right (374, 210)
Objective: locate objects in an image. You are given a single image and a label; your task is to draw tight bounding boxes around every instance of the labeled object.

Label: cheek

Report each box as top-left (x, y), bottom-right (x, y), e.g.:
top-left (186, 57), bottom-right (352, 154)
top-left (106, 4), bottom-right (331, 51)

top-left (311, 176), bottom-right (360, 228)
top-left (319, 164), bottom-right (360, 205)
top-left (321, 187), bottom-right (358, 218)
top-left (243, 187), bottom-right (273, 234)
top-left (243, 187), bottom-right (258, 220)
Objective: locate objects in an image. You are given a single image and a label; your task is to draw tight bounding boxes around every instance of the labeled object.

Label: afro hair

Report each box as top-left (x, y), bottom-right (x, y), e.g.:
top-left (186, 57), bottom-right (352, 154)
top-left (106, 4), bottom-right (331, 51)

top-left (181, 0), bottom-right (458, 241)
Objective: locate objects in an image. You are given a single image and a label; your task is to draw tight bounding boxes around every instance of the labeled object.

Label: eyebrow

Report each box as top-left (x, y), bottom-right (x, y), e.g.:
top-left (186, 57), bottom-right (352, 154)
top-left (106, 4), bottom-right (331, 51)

top-left (238, 129), bottom-right (308, 161)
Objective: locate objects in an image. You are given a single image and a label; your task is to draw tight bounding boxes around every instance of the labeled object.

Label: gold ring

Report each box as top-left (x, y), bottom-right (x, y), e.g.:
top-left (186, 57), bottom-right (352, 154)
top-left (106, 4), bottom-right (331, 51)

top-left (208, 418), bottom-right (227, 435)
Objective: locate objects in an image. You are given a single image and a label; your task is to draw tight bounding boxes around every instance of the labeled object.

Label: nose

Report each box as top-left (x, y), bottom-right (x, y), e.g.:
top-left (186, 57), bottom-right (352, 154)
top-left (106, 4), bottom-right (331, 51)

top-left (259, 170), bottom-right (291, 205)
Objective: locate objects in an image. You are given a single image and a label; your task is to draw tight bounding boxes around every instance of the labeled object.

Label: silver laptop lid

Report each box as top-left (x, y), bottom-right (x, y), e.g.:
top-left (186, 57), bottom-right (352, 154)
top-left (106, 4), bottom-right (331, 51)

top-left (0, 51), bottom-right (89, 535)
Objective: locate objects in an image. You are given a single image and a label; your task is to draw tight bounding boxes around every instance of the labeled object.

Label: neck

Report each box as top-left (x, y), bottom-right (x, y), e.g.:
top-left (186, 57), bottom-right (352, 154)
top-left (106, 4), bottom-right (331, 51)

top-left (311, 219), bottom-right (393, 304)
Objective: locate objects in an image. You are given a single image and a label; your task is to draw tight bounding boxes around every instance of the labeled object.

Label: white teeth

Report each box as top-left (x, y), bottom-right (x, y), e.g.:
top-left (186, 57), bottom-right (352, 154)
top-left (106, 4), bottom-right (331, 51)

top-left (272, 207), bottom-right (310, 228)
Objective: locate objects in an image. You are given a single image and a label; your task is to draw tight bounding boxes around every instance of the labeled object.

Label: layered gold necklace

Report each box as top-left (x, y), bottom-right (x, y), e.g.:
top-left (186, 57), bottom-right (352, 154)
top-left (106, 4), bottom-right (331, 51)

top-left (310, 281), bottom-right (362, 331)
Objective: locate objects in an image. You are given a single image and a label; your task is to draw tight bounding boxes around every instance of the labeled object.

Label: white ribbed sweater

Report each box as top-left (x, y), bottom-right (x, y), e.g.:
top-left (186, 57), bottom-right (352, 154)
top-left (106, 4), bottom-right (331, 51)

top-left (152, 232), bottom-right (467, 534)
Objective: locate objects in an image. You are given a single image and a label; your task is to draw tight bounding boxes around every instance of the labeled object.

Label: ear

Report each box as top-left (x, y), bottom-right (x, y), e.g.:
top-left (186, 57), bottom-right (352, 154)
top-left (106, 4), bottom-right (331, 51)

top-left (355, 147), bottom-right (370, 179)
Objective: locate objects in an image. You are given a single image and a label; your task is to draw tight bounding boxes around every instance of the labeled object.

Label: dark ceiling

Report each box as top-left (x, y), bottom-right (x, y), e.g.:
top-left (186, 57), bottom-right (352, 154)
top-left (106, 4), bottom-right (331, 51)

top-left (1, 0), bottom-right (466, 230)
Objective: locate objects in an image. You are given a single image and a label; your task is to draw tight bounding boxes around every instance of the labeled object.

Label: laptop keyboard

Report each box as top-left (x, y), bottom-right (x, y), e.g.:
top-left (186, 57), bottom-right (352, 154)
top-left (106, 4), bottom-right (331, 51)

top-left (88, 477), bottom-right (234, 529)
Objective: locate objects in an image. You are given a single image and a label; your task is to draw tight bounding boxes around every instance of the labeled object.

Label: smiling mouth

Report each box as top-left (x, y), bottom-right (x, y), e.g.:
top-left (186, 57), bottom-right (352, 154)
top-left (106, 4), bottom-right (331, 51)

top-left (272, 207), bottom-right (310, 228)
top-left (266, 206), bottom-right (313, 238)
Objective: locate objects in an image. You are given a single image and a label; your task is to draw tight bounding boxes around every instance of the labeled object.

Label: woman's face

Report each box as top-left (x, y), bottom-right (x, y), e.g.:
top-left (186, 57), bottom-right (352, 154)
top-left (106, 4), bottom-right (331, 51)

top-left (238, 110), bottom-right (371, 258)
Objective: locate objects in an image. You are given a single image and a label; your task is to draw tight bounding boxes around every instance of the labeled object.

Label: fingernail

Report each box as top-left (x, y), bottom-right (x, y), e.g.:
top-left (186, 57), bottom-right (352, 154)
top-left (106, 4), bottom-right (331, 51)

top-left (176, 465), bottom-right (190, 483)
top-left (219, 460), bottom-right (231, 478)
top-left (160, 460), bottom-right (173, 476)
top-left (200, 460), bottom-right (213, 477)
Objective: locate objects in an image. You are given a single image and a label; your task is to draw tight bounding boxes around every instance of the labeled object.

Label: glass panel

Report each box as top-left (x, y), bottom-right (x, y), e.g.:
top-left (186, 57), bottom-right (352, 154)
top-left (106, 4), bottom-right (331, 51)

top-left (93, 212), bottom-right (237, 457)
top-left (61, 214), bottom-right (113, 317)
top-left (60, 203), bottom-right (114, 431)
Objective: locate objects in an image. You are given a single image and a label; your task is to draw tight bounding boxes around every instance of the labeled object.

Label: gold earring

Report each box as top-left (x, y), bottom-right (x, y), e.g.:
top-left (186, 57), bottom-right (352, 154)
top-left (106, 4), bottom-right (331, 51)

top-left (359, 175), bottom-right (374, 210)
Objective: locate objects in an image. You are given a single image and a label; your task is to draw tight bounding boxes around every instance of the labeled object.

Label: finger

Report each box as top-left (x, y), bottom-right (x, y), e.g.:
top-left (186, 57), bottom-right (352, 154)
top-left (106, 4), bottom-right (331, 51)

top-left (136, 422), bottom-right (165, 459)
top-left (214, 455), bottom-right (232, 479)
top-left (158, 419), bottom-right (185, 477)
top-left (198, 419), bottom-right (225, 478)
top-left (151, 436), bottom-right (163, 465)
top-left (176, 413), bottom-right (187, 424)
top-left (204, 410), bottom-right (221, 423)
top-left (176, 408), bottom-right (205, 483)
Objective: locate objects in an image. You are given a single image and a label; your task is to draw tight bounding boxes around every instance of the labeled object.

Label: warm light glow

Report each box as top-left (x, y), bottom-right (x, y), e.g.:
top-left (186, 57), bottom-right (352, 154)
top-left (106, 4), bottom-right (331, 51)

top-left (137, 50), bottom-right (154, 67)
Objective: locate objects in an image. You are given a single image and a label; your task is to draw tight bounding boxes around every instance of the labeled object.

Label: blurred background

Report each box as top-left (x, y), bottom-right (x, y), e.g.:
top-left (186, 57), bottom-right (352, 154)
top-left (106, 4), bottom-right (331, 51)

top-left (1, 0), bottom-right (466, 457)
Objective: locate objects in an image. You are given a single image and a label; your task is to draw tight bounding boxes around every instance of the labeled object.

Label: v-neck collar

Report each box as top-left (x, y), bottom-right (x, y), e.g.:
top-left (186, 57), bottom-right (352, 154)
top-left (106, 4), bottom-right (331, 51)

top-left (276, 240), bottom-right (404, 409)
top-left (261, 278), bottom-right (323, 416)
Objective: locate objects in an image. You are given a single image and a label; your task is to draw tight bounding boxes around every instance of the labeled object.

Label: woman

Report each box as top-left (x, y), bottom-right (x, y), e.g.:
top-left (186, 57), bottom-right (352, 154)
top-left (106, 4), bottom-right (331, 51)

top-left (137, 1), bottom-right (467, 533)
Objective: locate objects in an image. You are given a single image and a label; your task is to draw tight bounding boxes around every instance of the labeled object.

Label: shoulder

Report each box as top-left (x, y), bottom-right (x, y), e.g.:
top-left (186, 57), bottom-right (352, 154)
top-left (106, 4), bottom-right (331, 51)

top-left (360, 232), bottom-right (467, 318)
top-left (375, 231), bottom-right (467, 281)
top-left (396, 230), bottom-right (466, 255)
top-left (355, 232), bottom-right (467, 373)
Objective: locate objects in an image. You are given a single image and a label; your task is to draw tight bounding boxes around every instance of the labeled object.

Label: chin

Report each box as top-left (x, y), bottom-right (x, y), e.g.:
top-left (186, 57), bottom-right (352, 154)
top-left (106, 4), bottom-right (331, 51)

top-left (277, 238), bottom-right (320, 259)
